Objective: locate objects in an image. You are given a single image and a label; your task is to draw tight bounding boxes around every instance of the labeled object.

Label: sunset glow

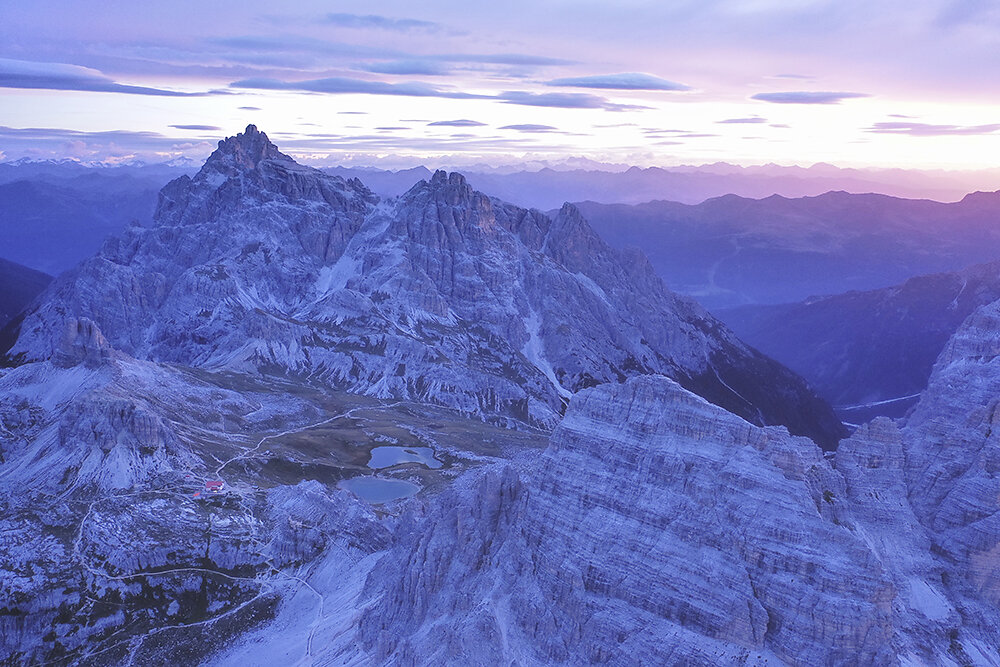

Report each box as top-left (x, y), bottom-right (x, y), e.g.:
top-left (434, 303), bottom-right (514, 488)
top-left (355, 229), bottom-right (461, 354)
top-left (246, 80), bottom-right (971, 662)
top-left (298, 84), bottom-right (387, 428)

top-left (2, 0), bottom-right (999, 169)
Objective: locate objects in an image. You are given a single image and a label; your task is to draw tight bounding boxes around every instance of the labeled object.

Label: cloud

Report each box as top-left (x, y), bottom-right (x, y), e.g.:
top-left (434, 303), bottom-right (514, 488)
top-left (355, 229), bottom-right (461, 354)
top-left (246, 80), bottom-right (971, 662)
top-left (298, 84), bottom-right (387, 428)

top-left (546, 72), bottom-right (690, 91)
top-left (209, 36), bottom-right (404, 63)
top-left (0, 125), bottom-right (215, 162)
top-left (438, 53), bottom-right (573, 66)
top-left (0, 126), bottom-right (168, 143)
top-left (751, 91), bottom-right (870, 104)
top-left (358, 60), bottom-right (450, 76)
top-left (500, 124), bottom-right (559, 132)
top-left (866, 121), bottom-right (1000, 136)
top-left (0, 57), bottom-right (214, 97)
top-left (230, 76), bottom-right (487, 100)
top-left (375, 126), bottom-right (409, 130)
top-left (717, 117), bottom-right (767, 124)
top-left (238, 106), bottom-right (261, 111)
top-left (170, 124), bottom-right (222, 131)
top-left (428, 119), bottom-right (487, 127)
top-left (211, 36), bottom-right (567, 70)
top-left (498, 91), bottom-right (648, 111)
top-left (229, 75), bottom-right (643, 111)
top-left (324, 13), bottom-right (446, 33)
top-left (264, 131), bottom-right (566, 156)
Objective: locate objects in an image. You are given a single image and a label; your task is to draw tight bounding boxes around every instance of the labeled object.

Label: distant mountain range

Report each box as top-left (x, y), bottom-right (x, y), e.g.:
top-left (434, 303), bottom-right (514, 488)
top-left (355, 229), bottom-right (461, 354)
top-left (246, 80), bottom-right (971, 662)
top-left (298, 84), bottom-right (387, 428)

top-left (4, 156), bottom-right (999, 286)
top-left (574, 191), bottom-right (1000, 308)
top-left (326, 161), bottom-right (1000, 208)
top-left (0, 162), bottom-right (191, 274)
top-left (0, 257), bottom-right (50, 328)
top-left (716, 260), bottom-right (1000, 421)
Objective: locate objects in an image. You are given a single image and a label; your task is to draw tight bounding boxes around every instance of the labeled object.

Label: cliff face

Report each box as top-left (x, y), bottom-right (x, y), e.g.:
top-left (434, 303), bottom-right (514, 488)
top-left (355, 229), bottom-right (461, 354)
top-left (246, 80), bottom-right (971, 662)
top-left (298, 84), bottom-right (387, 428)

top-left (347, 377), bottom-right (890, 664)
top-left (900, 300), bottom-right (1000, 637)
top-left (307, 360), bottom-right (998, 665)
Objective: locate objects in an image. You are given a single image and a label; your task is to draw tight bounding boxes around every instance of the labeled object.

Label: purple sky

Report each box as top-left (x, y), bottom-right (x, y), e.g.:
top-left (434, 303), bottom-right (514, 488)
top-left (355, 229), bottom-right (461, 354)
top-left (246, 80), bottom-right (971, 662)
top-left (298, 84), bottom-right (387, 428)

top-left (2, 0), bottom-right (999, 168)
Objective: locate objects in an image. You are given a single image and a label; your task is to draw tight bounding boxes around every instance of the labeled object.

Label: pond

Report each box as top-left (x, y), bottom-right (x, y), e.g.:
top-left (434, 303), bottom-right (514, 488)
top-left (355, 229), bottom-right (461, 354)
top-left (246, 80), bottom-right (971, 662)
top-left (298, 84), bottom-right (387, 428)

top-left (367, 445), bottom-right (442, 470)
top-left (338, 476), bottom-right (421, 503)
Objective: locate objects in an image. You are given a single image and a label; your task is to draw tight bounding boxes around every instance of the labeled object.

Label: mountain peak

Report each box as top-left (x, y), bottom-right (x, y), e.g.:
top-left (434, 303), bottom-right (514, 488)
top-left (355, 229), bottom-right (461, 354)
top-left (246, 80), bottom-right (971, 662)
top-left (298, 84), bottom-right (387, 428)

top-left (429, 169), bottom-right (466, 187)
top-left (205, 124), bottom-right (292, 171)
top-left (405, 170), bottom-right (475, 206)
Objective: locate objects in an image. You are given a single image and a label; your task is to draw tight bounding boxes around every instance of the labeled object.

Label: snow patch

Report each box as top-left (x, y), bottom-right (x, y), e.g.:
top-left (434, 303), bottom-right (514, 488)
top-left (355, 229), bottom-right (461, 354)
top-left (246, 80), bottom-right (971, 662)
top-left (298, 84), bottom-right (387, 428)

top-left (201, 170), bottom-right (227, 189)
top-left (573, 271), bottom-right (611, 306)
top-left (522, 309), bottom-right (572, 399)
top-left (316, 253), bottom-right (360, 294)
top-left (905, 578), bottom-right (953, 621)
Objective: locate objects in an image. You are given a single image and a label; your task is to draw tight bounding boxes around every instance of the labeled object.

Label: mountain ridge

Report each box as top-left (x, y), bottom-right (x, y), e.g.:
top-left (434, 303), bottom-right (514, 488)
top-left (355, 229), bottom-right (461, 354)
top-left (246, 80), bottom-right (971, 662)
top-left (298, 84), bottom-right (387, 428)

top-left (5, 124), bottom-right (843, 446)
top-left (716, 259), bottom-right (1000, 417)
top-left (574, 192), bottom-right (1000, 308)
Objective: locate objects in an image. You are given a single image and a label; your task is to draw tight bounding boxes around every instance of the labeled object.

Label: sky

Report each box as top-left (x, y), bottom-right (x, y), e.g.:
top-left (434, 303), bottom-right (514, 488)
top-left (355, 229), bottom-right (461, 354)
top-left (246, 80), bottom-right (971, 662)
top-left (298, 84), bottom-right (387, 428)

top-left (2, 0), bottom-right (1000, 169)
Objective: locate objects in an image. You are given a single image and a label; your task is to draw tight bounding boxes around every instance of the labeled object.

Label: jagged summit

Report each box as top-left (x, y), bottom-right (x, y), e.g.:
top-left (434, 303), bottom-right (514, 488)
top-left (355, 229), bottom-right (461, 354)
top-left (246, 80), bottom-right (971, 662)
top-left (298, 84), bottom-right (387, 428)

top-left (429, 169), bottom-right (465, 187)
top-left (403, 169), bottom-right (476, 206)
top-left (204, 124), bottom-right (294, 171)
top-left (151, 125), bottom-right (374, 230)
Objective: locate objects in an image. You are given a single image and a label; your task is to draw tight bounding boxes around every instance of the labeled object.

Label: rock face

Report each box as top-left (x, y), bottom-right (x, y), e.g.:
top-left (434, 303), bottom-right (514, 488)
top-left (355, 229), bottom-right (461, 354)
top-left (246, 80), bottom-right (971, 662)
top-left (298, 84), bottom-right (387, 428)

top-left (53, 317), bottom-right (113, 368)
top-left (312, 367), bottom-right (1000, 665)
top-left (349, 377), bottom-right (895, 664)
top-left (4, 125), bottom-right (843, 446)
top-left (902, 300), bottom-right (1000, 616)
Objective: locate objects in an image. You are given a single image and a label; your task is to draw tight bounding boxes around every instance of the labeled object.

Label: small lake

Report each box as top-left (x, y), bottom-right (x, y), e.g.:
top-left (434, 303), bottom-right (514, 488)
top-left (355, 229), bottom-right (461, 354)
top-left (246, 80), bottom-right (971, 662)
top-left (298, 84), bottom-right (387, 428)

top-left (367, 446), bottom-right (442, 470)
top-left (338, 476), bottom-right (421, 503)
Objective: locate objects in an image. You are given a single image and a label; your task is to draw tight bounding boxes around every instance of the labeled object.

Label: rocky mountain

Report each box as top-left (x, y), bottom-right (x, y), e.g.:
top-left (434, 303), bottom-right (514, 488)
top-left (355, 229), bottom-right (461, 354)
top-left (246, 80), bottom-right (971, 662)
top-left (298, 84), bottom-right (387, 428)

top-left (0, 257), bottom-right (50, 328)
top-left (219, 313), bottom-right (1000, 665)
top-left (2, 125), bottom-right (1000, 665)
top-left (574, 192), bottom-right (1000, 309)
top-left (716, 260), bottom-right (1000, 420)
top-left (3, 125), bottom-right (842, 447)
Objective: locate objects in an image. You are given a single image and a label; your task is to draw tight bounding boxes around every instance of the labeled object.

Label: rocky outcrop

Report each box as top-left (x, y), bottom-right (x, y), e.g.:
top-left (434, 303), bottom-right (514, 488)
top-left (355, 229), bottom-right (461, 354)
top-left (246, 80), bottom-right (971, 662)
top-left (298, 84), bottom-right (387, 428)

top-left (56, 396), bottom-right (178, 492)
top-left (833, 419), bottom-right (961, 662)
top-left (53, 317), bottom-right (113, 368)
top-left (902, 300), bottom-right (1000, 614)
top-left (352, 377), bottom-right (891, 664)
